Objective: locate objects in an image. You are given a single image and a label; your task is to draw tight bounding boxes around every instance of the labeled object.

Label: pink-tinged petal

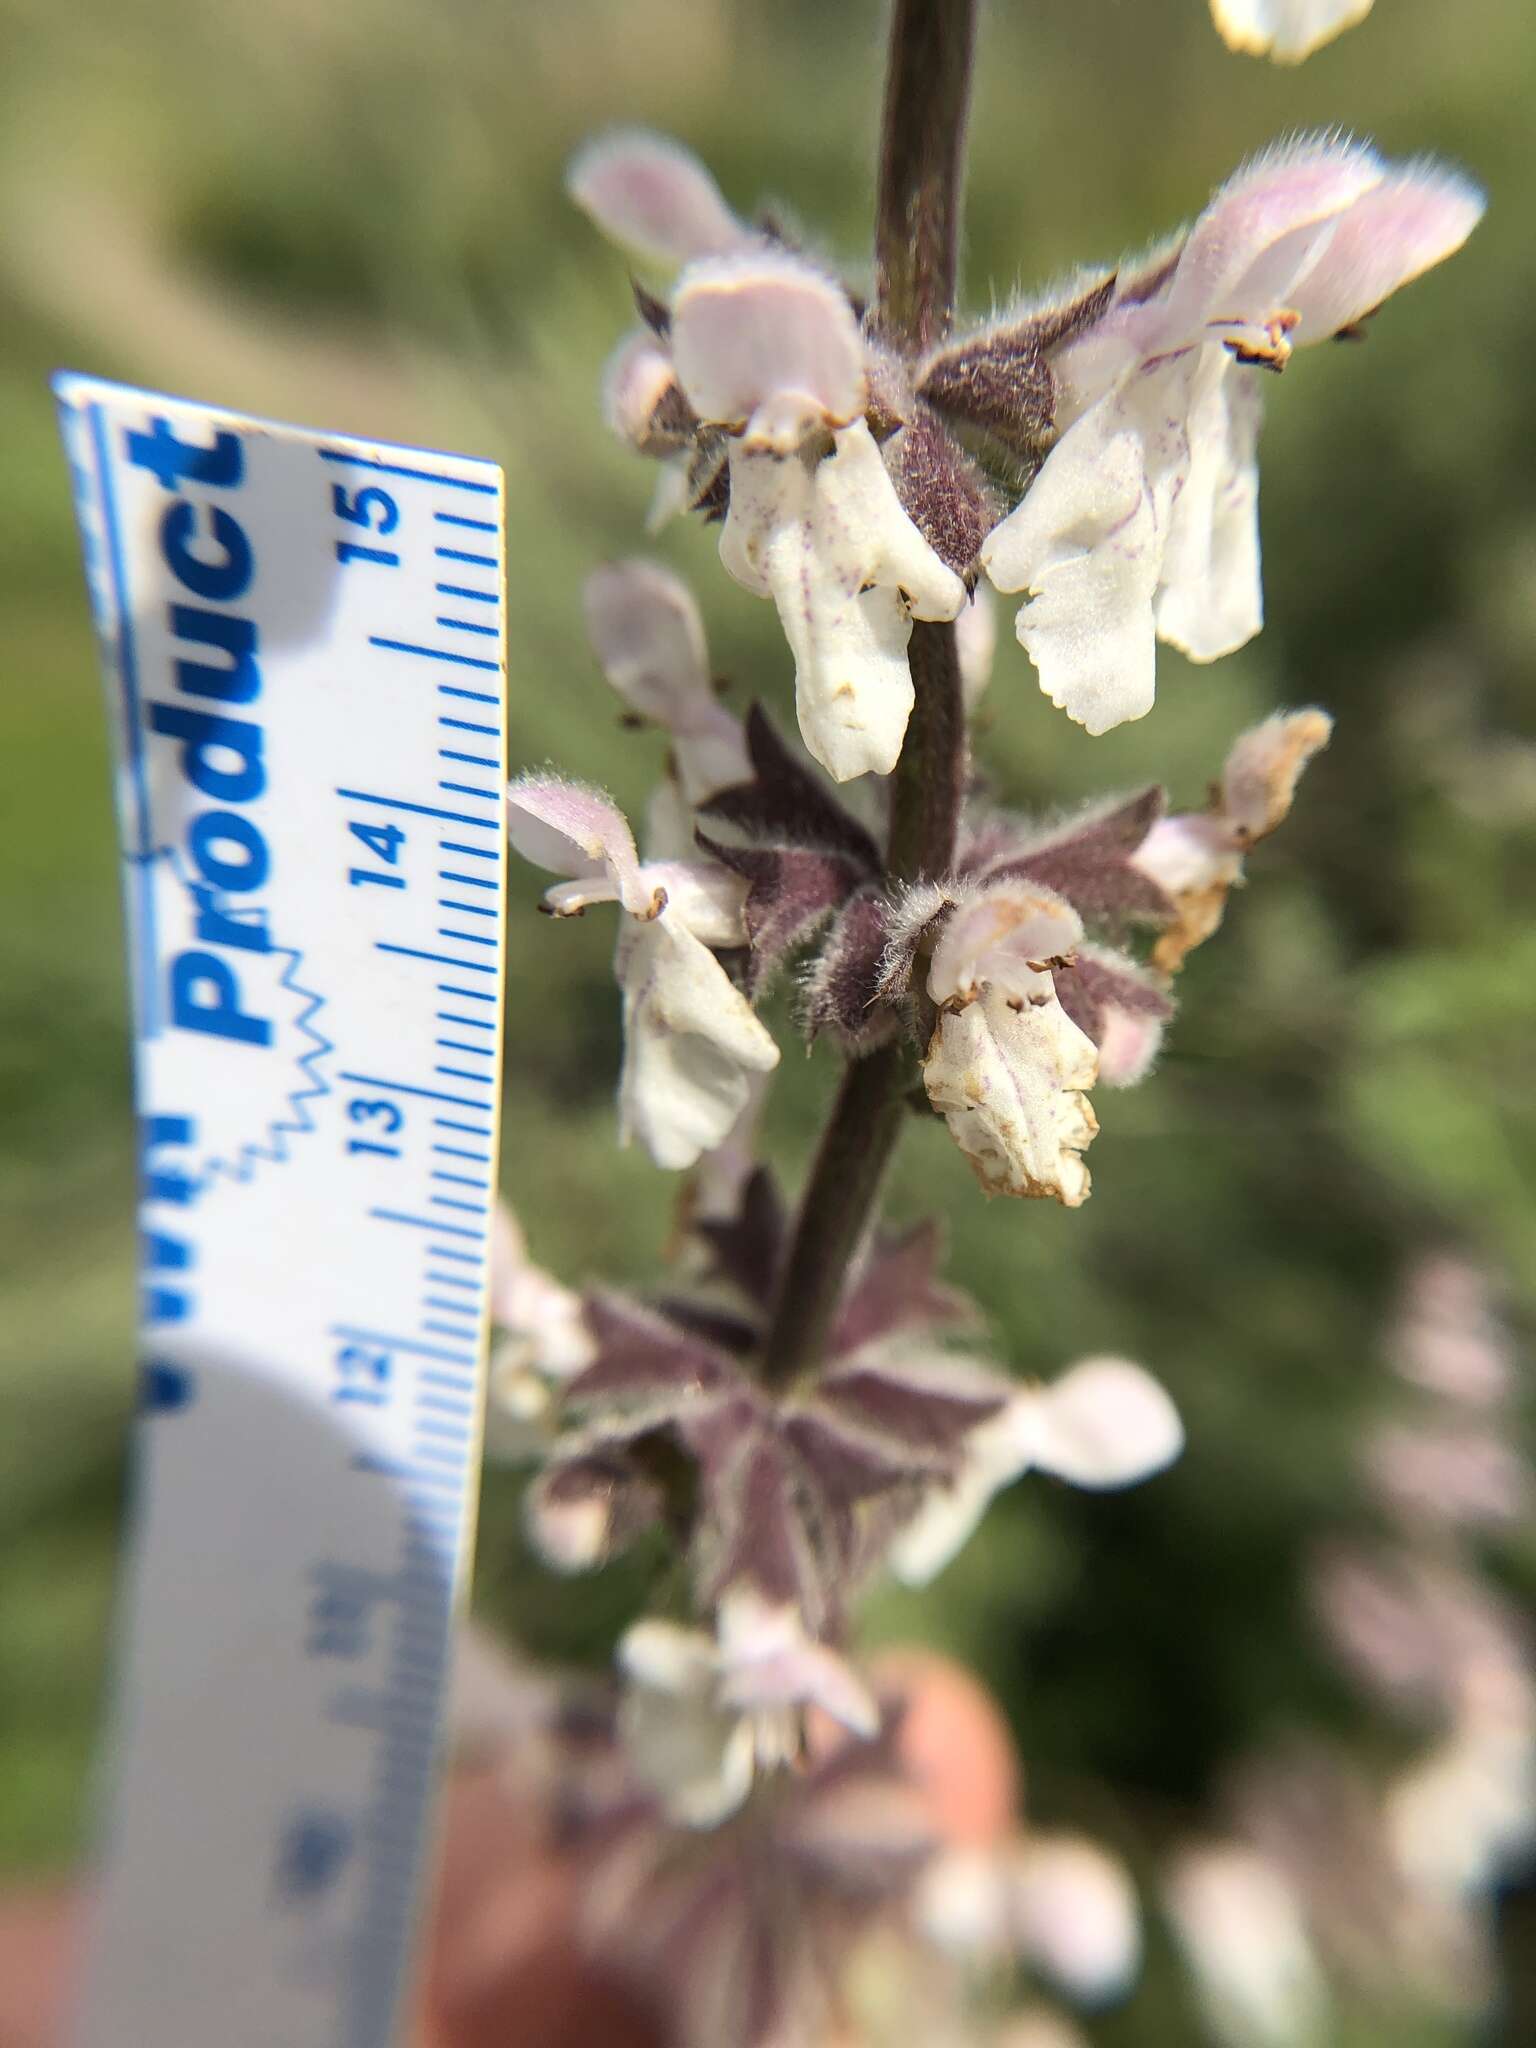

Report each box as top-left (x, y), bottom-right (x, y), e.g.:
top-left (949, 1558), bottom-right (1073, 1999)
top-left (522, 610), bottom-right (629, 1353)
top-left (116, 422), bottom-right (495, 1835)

top-left (1290, 163), bottom-right (1486, 342)
top-left (927, 883), bottom-right (1082, 1008)
top-left (1154, 136), bottom-right (1382, 343)
top-left (567, 129), bottom-right (745, 268)
top-left (1212, 0), bottom-right (1375, 66)
top-left (1363, 1422), bottom-right (1533, 1531)
top-left (715, 1593), bottom-right (879, 1737)
top-left (672, 248), bottom-right (866, 439)
top-left (584, 560), bottom-right (752, 803)
top-left (1054, 945), bottom-right (1173, 1088)
top-left (1391, 1256), bottom-right (1513, 1407)
top-left (1010, 1835), bottom-right (1141, 2003)
top-left (1026, 1358), bottom-right (1184, 1488)
top-left (505, 773), bottom-right (651, 913)
top-left (586, 557), bottom-right (711, 707)
top-left (602, 331), bottom-right (689, 452)
top-left (1090, 1003), bottom-right (1165, 1088)
top-left (1132, 812), bottom-right (1237, 899)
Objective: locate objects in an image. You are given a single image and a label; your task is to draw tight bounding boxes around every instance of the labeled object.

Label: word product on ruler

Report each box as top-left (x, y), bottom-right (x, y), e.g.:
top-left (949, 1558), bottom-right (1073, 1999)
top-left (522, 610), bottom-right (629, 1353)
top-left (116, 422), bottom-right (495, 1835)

top-left (54, 372), bottom-right (507, 2048)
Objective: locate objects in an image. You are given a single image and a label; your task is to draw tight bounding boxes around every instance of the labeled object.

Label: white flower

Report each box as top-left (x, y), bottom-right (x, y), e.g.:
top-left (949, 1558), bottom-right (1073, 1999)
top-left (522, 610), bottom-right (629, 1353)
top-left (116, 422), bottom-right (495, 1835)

top-left (617, 1593), bottom-right (878, 1829)
top-left (584, 559), bottom-right (751, 804)
top-left (506, 775), bottom-right (779, 1169)
top-left (1135, 708), bottom-right (1333, 971)
top-left (1010, 1834), bottom-right (1141, 2005)
top-left (1165, 1843), bottom-right (1328, 2048)
top-left (917, 1832), bottom-right (1140, 2005)
top-left (670, 247), bottom-right (966, 781)
top-left (484, 1201), bottom-right (594, 1461)
top-left (1211, 0), bottom-right (1374, 65)
top-left (891, 1358), bottom-right (1184, 1584)
top-left (982, 141), bottom-right (1483, 733)
top-left (924, 988), bottom-right (1099, 1205)
top-left (921, 884), bottom-right (1098, 1208)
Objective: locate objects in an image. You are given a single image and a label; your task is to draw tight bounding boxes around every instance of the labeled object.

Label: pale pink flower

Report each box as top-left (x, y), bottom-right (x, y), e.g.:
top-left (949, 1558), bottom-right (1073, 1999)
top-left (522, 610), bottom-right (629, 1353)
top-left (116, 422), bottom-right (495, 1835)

top-left (583, 559), bottom-right (751, 804)
top-left (617, 1591), bottom-right (878, 1828)
top-left (671, 248), bottom-right (966, 781)
top-left (982, 141), bottom-right (1482, 733)
top-left (507, 775), bottom-right (779, 1168)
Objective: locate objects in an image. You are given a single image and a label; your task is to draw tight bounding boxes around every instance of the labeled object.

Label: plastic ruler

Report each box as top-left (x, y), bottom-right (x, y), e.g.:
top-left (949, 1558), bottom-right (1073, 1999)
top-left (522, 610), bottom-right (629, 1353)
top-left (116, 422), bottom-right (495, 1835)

top-left (53, 372), bottom-right (507, 2048)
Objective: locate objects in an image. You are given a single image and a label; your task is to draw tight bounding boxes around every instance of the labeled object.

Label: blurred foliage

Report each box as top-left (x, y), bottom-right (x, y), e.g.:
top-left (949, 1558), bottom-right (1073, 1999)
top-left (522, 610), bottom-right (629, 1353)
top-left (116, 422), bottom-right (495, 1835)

top-left (1, 0), bottom-right (1533, 2037)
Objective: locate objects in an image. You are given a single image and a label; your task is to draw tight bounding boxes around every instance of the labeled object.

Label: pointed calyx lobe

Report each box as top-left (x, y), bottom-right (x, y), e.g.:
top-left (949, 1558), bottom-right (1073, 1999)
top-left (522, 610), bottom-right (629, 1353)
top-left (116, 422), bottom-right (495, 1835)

top-left (528, 1195), bottom-right (987, 1633)
top-left (698, 703), bottom-right (886, 1009)
top-left (697, 707), bottom-right (1182, 1064)
top-left (915, 273), bottom-right (1117, 470)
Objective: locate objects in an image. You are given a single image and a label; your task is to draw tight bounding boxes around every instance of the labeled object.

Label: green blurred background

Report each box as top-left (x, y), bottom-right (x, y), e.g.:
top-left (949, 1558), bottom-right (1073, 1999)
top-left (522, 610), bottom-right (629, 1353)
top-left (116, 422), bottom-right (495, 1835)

top-left (2, 0), bottom-right (1533, 2039)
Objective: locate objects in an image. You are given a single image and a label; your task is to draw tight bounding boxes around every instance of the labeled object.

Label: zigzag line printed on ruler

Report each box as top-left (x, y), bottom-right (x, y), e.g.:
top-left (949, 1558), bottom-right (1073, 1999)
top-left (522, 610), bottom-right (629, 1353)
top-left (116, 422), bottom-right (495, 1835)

top-left (137, 845), bottom-right (336, 1189)
top-left (195, 942), bottom-right (335, 1189)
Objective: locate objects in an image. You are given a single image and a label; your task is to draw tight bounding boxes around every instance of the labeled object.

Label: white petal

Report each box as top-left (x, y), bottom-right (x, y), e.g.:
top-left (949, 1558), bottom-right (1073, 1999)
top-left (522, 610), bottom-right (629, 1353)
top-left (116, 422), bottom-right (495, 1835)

top-left (1289, 163), bottom-right (1485, 340)
top-left (646, 455), bottom-right (692, 532)
top-left (672, 247), bottom-right (865, 438)
top-left (637, 859), bottom-right (750, 947)
top-left (620, 1676), bottom-right (757, 1830)
top-left (1219, 708), bottom-right (1334, 842)
top-left (1165, 1844), bottom-right (1328, 2048)
top-left (567, 129), bottom-right (745, 268)
top-left (1010, 1834), bottom-right (1141, 2003)
top-left (618, 1617), bottom-right (719, 1698)
top-left (887, 1468), bottom-right (1000, 1586)
top-left (981, 400), bottom-right (1162, 736)
top-left (1154, 352), bottom-right (1265, 664)
top-left (719, 419), bottom-right (965, 781)
top-left (923, 984), bottom-right (1099, 1206)
top-left (483, 1351), bottom-right (555, 1463)
top-left (1025, 1358), bottom-right (1184, 1489)
top-left (914, 1845), bottom-right (1014, 1955)
top-left (1386, 1728), bottom-right (1536, 1897)
top-left (617, 913), bottom-right (780, 1170)
top-left (955, 583), bottom-right (998, 711)
top-left (1211, 0), bottom-right (1375, 64)
top-left (887, 1398), bottom-right (1040, 1586)
top-left (506, 774), bottom-right (651, 913)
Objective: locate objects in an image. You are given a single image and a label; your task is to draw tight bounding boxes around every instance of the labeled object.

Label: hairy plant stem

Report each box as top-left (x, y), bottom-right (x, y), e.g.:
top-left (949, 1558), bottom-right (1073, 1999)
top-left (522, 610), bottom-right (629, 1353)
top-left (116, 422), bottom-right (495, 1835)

top-left (758, 0), bottom-right (978, 1392)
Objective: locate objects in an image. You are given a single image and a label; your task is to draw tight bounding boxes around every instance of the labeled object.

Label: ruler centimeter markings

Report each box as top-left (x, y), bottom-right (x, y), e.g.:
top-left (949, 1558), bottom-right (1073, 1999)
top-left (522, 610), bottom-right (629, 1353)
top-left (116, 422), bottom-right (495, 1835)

top-left (53, 373), bottom-right (507, 2048)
